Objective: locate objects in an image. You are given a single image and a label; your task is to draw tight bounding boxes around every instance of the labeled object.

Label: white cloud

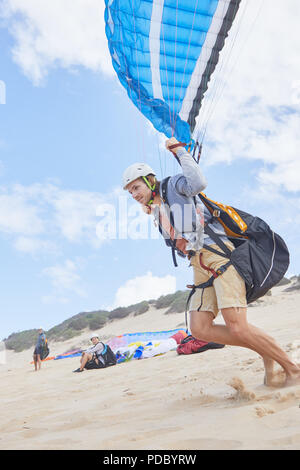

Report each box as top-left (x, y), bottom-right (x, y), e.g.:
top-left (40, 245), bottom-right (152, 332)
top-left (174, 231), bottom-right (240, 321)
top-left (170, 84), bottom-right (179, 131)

top-left (0, 0), bottom-right (113, 84)
top-left (258, 157), bottom-right (300, 194)
top-left (0, 189), bottom-right (44, 235)
top-left (0, 181), bottom-right (113, 254)
top-left (2, 0), bottom-right (299, 195)
top-left (0, 180), bottom-right (159, 257)
top-left (112, 271), bottom-right (176, 309)
top-left (42, 258), bottom-right (86, 298)
top-left (51, 187), bottom-right (108, 244)
top-left (194, 0), bottom-right (300, 192)
top-left (1, 1), bottom-right (299, 207)
top-left (240, 183), bottom-right (300, 231)
top-left (236, 182), bottom-right (300, 277)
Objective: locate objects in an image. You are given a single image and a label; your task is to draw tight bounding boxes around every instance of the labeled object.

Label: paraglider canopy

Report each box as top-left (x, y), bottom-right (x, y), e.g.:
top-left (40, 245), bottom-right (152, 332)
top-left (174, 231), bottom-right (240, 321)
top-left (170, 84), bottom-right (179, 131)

top-left (104, 0), bottom-right (241, 145)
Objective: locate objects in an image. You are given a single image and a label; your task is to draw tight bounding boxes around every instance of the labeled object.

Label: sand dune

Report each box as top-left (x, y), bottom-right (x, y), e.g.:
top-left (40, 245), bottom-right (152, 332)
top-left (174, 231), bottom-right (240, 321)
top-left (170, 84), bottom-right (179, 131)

top-left (0, 286), bottom-right (300, 450)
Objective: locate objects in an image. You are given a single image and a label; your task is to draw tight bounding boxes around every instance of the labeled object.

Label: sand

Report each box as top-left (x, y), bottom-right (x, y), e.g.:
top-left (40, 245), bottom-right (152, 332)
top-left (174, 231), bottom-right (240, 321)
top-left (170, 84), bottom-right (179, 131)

top-left (0, 285), bottom-right (300, 451)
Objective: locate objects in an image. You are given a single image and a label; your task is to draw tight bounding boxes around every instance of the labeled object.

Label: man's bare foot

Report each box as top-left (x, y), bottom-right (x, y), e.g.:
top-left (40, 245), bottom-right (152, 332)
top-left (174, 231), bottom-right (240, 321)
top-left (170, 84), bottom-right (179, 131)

top-left (263, 357), bottom-right (275, 387)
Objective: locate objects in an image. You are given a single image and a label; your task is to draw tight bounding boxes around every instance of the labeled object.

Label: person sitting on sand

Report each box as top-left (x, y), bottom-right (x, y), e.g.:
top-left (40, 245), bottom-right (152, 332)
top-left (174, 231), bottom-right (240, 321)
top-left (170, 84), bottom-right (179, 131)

top-left (73, 333), bottom-right (116, 372)
top-left (122, 137), bottom-right (300, 387)
top-left (33, 327), bottom-right (47, 371)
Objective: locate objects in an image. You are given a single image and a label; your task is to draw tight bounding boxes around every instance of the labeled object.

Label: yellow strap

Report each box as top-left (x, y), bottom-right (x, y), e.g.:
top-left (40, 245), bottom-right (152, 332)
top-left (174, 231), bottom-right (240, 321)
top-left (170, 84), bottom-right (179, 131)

top-left (200, 193), bottom-right (248, 238)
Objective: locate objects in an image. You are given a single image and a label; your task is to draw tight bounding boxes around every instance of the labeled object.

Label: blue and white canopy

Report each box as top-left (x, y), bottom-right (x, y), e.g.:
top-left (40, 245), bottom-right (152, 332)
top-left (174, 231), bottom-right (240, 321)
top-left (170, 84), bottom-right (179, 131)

top-left (105, 0), bottom-right (241, 144)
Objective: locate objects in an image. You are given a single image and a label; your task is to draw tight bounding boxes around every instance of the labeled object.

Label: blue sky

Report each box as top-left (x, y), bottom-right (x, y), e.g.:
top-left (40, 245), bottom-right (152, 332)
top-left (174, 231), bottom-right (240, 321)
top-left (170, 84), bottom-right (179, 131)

top-left (0, 0), bottom-right (300, 340)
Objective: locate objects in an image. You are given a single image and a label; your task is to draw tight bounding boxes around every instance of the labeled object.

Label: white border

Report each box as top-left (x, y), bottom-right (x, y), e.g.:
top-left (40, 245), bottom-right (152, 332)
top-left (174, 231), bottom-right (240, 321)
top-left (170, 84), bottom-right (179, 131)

top-left (149, 0), bottom-right (165, 100)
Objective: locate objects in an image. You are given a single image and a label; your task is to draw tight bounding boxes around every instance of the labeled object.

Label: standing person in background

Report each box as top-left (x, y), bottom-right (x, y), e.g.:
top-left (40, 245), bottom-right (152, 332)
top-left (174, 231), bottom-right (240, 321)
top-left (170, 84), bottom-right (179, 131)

top-left (33, 327), bottom-right (47, 371)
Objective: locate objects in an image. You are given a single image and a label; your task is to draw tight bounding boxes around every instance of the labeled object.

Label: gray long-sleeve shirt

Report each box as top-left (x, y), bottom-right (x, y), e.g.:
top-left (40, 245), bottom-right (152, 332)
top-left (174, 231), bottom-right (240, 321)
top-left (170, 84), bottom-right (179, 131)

top-left (156, 147), bottom-right (229, 251)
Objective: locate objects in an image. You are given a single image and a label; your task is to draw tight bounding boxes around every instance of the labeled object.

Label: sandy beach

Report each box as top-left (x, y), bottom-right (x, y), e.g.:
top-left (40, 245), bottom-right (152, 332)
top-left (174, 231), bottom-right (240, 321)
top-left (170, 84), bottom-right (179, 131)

top-left (1, 285), bottom-right (300, 451)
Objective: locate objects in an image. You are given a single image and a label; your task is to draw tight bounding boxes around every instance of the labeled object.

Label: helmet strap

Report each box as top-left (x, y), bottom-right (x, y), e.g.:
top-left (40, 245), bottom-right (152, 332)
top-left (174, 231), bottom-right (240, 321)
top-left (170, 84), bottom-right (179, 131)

top-left (142, 176), bottom-right (157, 206)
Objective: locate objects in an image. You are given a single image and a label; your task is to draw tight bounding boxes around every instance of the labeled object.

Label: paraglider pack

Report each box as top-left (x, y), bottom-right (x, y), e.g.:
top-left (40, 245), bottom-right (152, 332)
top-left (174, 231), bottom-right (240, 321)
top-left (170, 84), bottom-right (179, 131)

top-left (160, 177), bottom-right (290, 310)
top-left (101, 343), bottom-right (117, 367)
top-left (176, 335), bottom-right (225, 356)
top-left (40, 339), bottom-right (50, 361)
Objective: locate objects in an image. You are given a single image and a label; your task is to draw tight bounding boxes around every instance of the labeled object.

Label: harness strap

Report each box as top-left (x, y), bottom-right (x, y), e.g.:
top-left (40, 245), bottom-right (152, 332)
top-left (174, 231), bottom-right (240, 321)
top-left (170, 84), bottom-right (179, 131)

top-left (204, 223), bottom-right (232, 257)
top-left (171, 247), bottom-right (178, 267)
top-left (202, 243), bottom-right (229, 258)
top-left (184, 259), bottom-right (232, 332)
top-left (161, 178), bottom-right (233, 269)
top-left (160, 177), bottom-right (188, 267)
top-left (168, 142), bottom-right (186, 150)
top-left (199, 252), bottom-right (219, 279)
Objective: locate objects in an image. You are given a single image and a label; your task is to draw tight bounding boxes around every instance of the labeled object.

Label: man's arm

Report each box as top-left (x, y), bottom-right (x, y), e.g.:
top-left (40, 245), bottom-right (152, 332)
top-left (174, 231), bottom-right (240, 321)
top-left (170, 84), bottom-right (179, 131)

top-left (166, 138), bottom-right (207, 197)
top-left (84, 342), bottom-right (104, 355)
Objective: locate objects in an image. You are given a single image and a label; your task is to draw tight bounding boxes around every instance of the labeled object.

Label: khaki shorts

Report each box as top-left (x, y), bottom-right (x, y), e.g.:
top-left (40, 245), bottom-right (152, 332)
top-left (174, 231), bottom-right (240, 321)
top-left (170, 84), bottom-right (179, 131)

top-left (189, 243), bottom-right (247, 317)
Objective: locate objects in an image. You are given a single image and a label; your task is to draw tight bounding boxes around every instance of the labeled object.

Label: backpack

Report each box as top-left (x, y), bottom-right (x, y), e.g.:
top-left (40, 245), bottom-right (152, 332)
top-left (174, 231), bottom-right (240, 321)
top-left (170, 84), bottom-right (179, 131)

top-left (40, 339), bottom-right (50, 361)
top-left (160, 177), bottom-right (290, 307)
top-left (97, 343), bottom-right (117, 368)
top-left (197, 192), bottom-right (290, 304)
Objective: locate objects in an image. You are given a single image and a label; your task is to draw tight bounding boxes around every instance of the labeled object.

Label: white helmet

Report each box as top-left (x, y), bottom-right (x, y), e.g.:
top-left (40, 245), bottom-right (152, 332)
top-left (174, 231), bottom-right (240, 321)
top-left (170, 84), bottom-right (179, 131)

top-left (90, 332), bottom-right (99, 340)
top-left (122, 162), bottom-right (155, 189)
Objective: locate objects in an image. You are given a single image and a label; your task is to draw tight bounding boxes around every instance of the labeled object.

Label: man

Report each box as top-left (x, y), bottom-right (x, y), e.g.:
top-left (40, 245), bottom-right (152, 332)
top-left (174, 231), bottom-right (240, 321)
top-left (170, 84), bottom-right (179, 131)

top-left (123, 137), bottom-right (300, 387)
top-left (73, 333), bottom-right (116, 372)
top-left (33, 327), bottom-right (47, 371)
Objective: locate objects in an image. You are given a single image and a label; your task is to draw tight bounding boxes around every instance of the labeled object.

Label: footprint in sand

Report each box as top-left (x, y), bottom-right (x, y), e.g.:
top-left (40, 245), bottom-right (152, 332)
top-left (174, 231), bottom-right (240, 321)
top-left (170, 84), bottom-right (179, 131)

top-left (255, 406), bottom-right (275, 418)
top-left (122, 389), bottom-right (135, 396)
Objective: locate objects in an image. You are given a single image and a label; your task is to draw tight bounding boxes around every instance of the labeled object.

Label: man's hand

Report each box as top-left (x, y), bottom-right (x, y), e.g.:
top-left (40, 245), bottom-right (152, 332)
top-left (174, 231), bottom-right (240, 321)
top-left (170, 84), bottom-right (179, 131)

top-left (165, 137), bottom-right (185, 156)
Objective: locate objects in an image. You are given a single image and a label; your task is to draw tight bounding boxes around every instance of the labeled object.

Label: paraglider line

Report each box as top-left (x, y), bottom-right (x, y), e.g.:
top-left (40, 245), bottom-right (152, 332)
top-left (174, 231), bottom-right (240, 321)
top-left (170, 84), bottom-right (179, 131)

top-left (192, 0), bottom-right (236, 145)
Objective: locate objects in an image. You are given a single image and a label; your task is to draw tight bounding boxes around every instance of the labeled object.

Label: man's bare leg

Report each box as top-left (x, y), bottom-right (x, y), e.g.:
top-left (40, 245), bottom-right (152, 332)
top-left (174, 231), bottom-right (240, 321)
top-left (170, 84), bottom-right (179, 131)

top-left (222, 307), bottom-right (300, 386)
top-left (190, 310), bottom-right (276, 384)
top-left (79, 352), bottom-right (93, 371)
top-left (190, 308), bottom-right (300, 386)
top-left (262, 357), bottom-right (275, 386)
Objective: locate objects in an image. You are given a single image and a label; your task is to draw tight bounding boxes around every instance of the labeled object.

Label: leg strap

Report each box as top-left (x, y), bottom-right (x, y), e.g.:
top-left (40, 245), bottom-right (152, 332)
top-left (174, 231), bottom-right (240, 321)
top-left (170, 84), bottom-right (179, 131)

top-left (199, 253), bottom-right (219, 278)
top-left (185, 260), bottom-right (232, 332)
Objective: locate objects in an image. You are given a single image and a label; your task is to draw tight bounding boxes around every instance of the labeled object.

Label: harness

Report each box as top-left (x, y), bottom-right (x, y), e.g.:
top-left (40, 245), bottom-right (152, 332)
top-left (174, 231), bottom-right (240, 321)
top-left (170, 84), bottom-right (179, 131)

top-left (160, 177), bottom-right (233, 331)
top-left (184, 225), bottom-right (232, 331)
